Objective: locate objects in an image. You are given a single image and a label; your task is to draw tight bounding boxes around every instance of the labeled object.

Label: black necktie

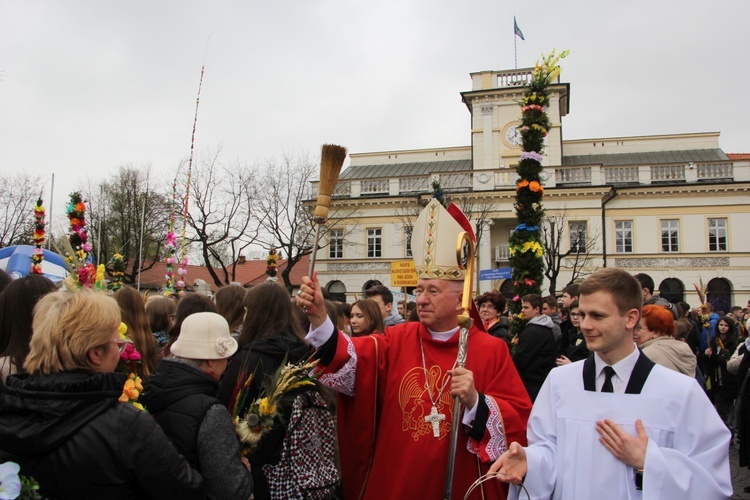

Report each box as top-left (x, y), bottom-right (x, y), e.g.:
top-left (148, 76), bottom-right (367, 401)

top-left (601, 366), bottom-right (616, 393)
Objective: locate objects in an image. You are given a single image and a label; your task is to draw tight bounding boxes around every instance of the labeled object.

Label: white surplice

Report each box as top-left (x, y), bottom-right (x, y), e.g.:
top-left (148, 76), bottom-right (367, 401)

top-left (511, 357), bottom-right (732, 500)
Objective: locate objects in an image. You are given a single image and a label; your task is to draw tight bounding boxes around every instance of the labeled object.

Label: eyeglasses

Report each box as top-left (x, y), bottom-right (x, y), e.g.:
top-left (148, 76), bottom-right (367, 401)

top-left (110, 338), bottom-right (131, 354)
top-left (478, 303), bottom-right (497, 310)
top-left (569, 312), bottom-right (581, 319)
top-left (413, 288), bottom-right (460, 298)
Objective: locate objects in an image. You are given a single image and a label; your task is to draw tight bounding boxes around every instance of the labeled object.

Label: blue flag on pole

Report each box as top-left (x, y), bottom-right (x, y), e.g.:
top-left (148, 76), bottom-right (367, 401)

top-left (514, 16), bottom-right (525, 40)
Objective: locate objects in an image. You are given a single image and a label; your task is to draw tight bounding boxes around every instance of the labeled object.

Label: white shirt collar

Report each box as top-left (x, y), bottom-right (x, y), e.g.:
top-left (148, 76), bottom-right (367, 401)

top-left (593, 344), bottom-right (639, 393)
top-left (428, 326), bottom-right (460, 342)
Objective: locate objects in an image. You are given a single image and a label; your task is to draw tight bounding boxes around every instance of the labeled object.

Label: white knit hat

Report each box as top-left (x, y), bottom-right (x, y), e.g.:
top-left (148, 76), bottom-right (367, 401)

top-left (171, 312), bottom-right (238, 360)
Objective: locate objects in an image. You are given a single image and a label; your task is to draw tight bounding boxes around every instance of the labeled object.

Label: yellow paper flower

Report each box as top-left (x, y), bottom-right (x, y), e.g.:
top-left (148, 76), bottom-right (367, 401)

top-left (258, 397), bottom-right (277, 416)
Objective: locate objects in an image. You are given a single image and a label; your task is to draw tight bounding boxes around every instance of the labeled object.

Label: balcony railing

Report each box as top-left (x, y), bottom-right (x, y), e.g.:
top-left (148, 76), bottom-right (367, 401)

top-left (556, 167), bottom-right (592, 186)
top-left (495, 244), bottom-right (510, 262)
top-left (697, 163), bottom-right (733, 180)
top-left (312, 161), bottom-right (744, 198)
top-left (604, 166), bottom-right (639, 185)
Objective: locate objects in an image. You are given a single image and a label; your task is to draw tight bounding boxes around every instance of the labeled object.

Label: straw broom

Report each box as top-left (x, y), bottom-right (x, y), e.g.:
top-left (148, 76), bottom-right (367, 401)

top-left (309, 144), bottom-right (347, 276)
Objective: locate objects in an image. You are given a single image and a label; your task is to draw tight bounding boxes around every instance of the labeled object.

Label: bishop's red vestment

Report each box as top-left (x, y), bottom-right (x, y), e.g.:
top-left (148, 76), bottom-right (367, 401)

top-left (312, 320), bottom-right (531, 499)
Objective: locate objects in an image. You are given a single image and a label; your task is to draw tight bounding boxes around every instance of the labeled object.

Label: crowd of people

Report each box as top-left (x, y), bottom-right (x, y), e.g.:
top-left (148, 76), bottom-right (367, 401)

top-left (0, 199), bottom-right (746, 499)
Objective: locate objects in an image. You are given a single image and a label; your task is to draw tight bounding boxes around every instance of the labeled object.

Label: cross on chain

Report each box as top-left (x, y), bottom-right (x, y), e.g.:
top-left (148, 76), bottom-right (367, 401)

top-left (424, 405), bottom-right (446, 437)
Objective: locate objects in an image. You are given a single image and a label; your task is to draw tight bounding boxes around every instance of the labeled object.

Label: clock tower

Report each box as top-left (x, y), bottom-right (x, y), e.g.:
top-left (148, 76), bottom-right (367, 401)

top-left (461, 68), bottom-right (569, 191)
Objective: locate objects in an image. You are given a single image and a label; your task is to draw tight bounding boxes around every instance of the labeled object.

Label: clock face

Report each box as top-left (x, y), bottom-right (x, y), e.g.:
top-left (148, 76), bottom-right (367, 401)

top-left (505, 125), bottom-right (522, 147)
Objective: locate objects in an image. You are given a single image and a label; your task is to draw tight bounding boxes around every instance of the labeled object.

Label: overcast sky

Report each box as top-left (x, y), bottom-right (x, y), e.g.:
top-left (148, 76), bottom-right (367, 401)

top-left (1, 0), bottom-right (748, 226)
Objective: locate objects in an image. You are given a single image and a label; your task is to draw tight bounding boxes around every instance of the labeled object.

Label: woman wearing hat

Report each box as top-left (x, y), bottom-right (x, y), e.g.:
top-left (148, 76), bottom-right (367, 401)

top-left (141, 312), bottom-right (253, 500)
top-left (0, 290), bottom-right (204, 499)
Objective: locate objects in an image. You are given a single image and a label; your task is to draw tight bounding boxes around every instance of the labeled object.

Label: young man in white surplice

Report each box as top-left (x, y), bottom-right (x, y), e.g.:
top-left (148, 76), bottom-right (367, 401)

top-left (490, 267), bottom-right (732, 500)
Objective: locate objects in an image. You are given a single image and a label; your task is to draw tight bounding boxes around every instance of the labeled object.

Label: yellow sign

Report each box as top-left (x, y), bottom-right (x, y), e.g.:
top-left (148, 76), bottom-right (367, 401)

top-left (391, 260), bottom-right (418, 287)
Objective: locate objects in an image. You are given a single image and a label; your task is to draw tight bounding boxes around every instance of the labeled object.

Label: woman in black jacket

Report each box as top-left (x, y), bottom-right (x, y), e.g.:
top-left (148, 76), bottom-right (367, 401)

top-left (476, 290), bottom-right (511, 349)
top-left (0, 290), bottom-right (204, 500)
top-left (705, 316), bottom-right (740, 424)
top-left (217, 282), bottom-right (314, 499)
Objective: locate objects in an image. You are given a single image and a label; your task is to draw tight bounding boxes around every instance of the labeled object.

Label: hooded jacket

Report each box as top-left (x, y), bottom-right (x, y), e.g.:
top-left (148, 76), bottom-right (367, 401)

top-left (513, 315), bottom-right (559, 401)
top-left (141, 359), bottom-right (253, 500)
top-left (640, 336), bottom-right (697, 377)
top-left (0, 371), bottom-right (204, 500)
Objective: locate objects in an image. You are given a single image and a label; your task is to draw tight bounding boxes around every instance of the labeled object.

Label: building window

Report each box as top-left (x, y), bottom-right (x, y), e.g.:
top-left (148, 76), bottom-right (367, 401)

top-left (405, 226), bottom-right (413, 258)
top-left (367, 228), bottom-right (382, 258)
top-left (569, 221), bottom-right (587, 253)
top-left (615, 220), bottom-right (633, 253)
top-left (328, 229), bottom-right (343, 259)
top-left (708, 218), bottom-right (727, 252)
top-left (660, 219), bottom-right (679, 252)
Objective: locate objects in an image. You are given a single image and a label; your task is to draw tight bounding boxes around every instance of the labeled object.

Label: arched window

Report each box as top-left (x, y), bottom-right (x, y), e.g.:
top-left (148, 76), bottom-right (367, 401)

top-left (326, 280), bottom-right (347, 303)
top-left (707, 277), bottom-right (733, 316)
top-left (362, 279), bottom-right (382, 293)
top-left (658, 278), bottom-right (684, 304)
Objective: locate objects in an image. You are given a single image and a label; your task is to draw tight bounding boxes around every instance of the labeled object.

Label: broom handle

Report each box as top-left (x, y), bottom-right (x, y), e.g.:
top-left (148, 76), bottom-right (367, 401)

top-left (308, 221), bottom-right (324, 276)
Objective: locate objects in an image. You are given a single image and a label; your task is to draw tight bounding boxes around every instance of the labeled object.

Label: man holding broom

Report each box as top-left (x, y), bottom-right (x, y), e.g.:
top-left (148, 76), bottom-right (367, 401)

top-left (296, 197), bottom-right (531, 499)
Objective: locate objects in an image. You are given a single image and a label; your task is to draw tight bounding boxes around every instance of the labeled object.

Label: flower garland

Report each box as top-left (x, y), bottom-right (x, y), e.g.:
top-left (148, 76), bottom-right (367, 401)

top-left (508, 49), bottom-right (569, 334)
top-left (109, 253), bottom-right (125, 290)
top-left (266, 247), bottom-right (279, 282)
top-left (233, 358), bottom-right (319, 455)
top-left (164, 178), bottom-right (179, 297)
top-left (57, 193), bottom-right (101, 289)
top-left (31, 198), bottom-right (46, 275)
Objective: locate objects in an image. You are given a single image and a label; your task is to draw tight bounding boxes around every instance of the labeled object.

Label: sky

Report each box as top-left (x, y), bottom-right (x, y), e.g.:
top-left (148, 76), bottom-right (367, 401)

top-left (1, 0), bottom-right (749, 228)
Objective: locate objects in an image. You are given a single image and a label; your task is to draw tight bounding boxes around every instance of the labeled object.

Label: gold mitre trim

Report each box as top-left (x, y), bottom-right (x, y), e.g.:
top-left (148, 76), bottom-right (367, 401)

top-left (412, 198), bottom-right (465, 280)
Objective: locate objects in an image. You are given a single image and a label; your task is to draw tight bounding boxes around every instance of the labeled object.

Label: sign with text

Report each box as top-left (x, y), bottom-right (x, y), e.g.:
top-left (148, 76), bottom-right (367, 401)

top-left (391, 260), bottom-right (418, 287)
top-left (479, 267), bottom-right (512, 281)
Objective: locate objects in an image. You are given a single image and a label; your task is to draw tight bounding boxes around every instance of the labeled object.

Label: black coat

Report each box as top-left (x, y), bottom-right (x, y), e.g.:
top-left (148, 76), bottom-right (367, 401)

top-left (141, 359), bottom-right (222, 469)
top-left (487, 318), bottom-right (512, 350)
top-left (513, 321), bottom-right (558, 401)
top-left (0, 372), bottom-right (204, 500)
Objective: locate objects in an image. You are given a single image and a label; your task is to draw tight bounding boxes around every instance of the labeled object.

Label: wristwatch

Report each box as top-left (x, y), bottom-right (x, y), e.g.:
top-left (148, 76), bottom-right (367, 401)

top-left (634, 468), bottom-right (644, 490)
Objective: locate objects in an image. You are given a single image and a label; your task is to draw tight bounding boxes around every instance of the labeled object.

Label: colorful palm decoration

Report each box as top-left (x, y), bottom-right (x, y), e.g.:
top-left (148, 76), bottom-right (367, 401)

top-left (509, 50), bottom-right (569, 333)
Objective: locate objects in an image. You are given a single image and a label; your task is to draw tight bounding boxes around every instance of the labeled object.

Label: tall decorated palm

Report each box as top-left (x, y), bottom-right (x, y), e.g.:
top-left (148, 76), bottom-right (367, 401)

top-left (508, 50), bottom-right (569, 333)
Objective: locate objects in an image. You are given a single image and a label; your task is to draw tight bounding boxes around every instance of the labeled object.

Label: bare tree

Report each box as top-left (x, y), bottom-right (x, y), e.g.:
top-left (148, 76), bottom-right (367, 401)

top-left (450, 194), bottom-right (496, 292)
top-left (256, 153), bottom-right (359, 293)
top-left (542, 210), bottom-right (599, 295)
top-left (0, 173), bottom-right (42, 247)
top-left (185, 149), bottom-right (262, 288)
top-left (85, 165), bottom-right (171, 284)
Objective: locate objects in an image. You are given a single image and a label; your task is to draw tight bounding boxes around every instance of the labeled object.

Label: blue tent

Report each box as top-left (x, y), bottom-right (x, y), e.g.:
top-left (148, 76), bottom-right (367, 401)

top-left (0, 245), bottom-right (69, 283)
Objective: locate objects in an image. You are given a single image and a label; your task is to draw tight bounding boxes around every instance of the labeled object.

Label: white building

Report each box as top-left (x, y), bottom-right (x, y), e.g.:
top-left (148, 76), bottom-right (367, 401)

top-left (314, 67), bottom-right (750, 314)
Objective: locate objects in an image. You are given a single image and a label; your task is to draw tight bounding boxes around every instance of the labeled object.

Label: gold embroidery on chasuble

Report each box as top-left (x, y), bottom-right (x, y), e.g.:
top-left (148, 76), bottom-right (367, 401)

top-left (398, 365), bottom-right (452, 441)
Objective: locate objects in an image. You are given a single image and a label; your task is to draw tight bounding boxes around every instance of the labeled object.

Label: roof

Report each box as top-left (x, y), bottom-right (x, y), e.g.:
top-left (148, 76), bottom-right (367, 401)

top-left (728, 153), bottom-right (750, 160)
top-left (339, 159), bottom-right (472, 180)
top-left (135, 254), bottom-right (310, 293)
top-left (562, 148), bottom-right (728, 167)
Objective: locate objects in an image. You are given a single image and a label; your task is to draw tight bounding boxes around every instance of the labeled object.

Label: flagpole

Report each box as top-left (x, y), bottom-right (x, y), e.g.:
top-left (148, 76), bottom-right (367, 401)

top-left (514, 32), bottom-right (517, 69)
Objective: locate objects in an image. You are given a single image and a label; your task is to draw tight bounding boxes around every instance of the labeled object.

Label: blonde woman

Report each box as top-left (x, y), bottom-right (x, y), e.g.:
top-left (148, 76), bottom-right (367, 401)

top-left (0, 290), bottom-right (204, 499)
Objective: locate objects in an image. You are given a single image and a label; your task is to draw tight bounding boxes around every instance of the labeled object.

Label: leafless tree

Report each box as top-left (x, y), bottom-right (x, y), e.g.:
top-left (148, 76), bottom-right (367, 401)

top-left (185, 149), bottom-right (262, 288)
top-left (450, 194), bottom-right (496, 292)
top-left (0, 173), bottom-right (42, 248)
top-left (256, 153), bottom-right (359, 293)
top-left (542, 210), bottom-right (599, 295)
top-left (85, 165), bottom-right (171, 284)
